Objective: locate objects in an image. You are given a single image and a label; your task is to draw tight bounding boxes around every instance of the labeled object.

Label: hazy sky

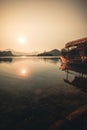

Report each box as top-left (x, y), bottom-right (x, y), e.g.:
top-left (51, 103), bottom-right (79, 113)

top-left (0, 0), bottom-right (87, 52)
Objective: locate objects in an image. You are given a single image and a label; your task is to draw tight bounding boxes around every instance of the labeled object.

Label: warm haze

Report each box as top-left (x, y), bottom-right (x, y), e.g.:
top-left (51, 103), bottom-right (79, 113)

top-left (0, 0), bottom-right (87, 52)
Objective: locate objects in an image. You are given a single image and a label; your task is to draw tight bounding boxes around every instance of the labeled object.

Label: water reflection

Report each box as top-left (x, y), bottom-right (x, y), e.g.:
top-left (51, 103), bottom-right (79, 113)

top-left (0, 56), bottom-right (59, 64)
top-left (21, 69), bottom-right (27, 75)
top-left (42, 57), bottom-right (59, 64)
top-left (60, 63), bottom-right (87, 93)
top-left (17, 66), bottom-right (30, 78)
top-left (0, 57), bottom-right (87, 130)
top-left (0, 57), bottom-right (13, 63)
top-left (20, 68), bottom-right (28, 77)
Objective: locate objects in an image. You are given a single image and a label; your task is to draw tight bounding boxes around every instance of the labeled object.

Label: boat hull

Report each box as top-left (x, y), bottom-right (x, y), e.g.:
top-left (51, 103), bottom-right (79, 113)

top-left (60, 56), bottom-right (87, 66)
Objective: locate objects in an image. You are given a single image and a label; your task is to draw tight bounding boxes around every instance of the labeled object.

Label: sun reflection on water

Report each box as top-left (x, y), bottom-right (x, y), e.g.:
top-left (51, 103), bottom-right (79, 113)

top-left (19, 68), bottom-right (29, 77)
top-left (21, 69), bottom-right (27, 74)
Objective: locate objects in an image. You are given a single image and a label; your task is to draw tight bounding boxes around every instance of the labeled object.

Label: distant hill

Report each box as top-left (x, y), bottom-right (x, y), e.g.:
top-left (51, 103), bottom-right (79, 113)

top-left (0, 51), bottom-right (13, 56)
top-left (37, 49), bottom-right (60, 56)
top-left (0, 49), bottom-right (60, 57)
top-left (0, 49), bottom-right (39, 56)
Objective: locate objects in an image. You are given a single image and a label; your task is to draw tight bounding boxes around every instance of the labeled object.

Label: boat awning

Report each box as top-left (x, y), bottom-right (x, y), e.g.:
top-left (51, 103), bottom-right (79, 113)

top-left (65, 37), bottom-right (87, 48)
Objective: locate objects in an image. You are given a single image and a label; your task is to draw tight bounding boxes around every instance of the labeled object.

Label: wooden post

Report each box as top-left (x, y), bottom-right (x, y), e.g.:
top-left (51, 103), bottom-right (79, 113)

top-left (82, 44), bottom-right (85, 62)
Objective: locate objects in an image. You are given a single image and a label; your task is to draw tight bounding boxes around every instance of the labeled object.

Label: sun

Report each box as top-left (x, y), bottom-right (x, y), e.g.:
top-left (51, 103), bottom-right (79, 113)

top-left (18, 36), bottom-right (25, 44)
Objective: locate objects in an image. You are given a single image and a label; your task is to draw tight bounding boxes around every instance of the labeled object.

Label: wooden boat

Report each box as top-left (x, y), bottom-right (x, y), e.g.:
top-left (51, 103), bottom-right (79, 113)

top-left (60, 37), bottom-right (87, 65)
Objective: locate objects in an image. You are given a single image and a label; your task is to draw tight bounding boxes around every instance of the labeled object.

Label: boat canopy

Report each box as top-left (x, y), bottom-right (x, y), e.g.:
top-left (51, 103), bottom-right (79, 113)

top-left (65, 37), bottom-right (87, 48)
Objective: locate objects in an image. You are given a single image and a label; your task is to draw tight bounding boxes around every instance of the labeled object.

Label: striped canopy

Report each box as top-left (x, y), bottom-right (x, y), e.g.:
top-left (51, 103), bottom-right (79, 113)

top-left (65, 37), bottom-right (87, 48)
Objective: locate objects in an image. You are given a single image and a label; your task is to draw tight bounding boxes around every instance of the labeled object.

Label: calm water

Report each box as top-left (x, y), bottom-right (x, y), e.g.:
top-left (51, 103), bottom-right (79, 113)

top-left (0, 57), bottom-right (87, 130)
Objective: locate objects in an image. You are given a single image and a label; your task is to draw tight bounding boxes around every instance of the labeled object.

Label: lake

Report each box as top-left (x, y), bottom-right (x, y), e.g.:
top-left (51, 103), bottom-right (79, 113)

top-left (0, 57), bottom-right (87, 130)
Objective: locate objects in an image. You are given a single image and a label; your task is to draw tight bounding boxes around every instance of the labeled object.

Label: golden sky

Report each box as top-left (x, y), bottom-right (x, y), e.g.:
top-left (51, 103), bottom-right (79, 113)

top-left (0, 0), bottom-right (87, 52)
